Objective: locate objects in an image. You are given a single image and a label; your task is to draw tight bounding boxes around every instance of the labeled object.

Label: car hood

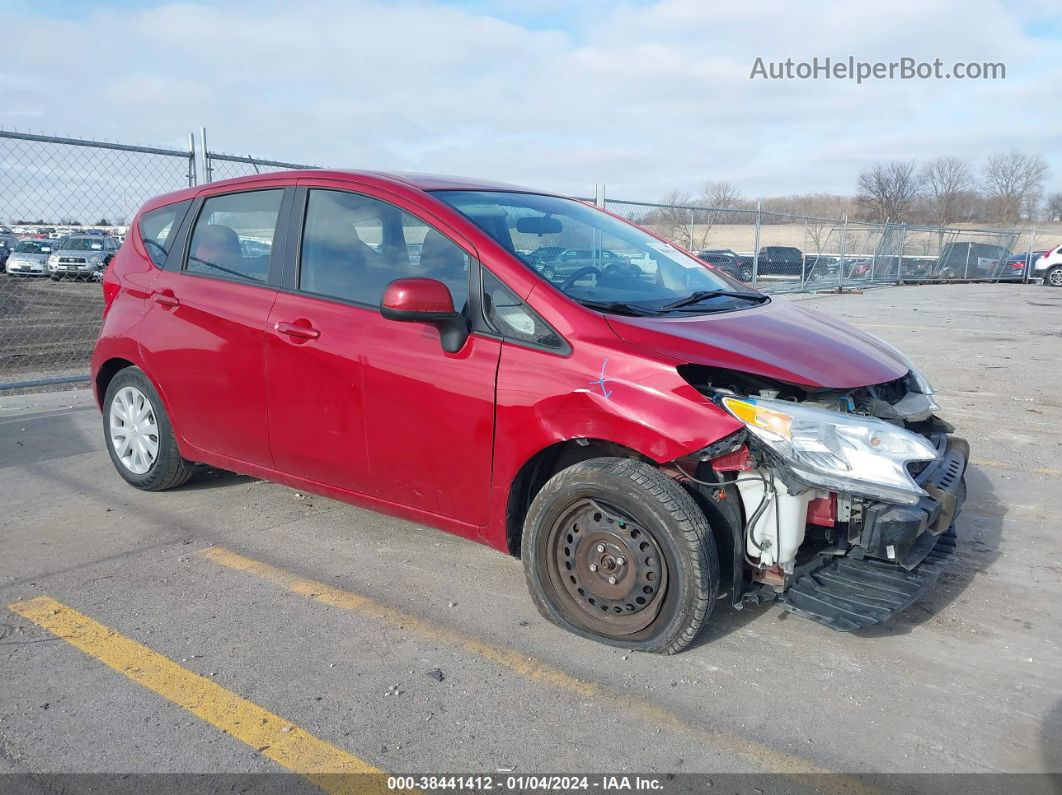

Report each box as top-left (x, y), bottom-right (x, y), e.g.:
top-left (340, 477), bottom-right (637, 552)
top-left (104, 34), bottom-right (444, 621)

top-left (9, 253), bottom-right (49, 263)
top-left (606, 298), bottom-right (909, 389)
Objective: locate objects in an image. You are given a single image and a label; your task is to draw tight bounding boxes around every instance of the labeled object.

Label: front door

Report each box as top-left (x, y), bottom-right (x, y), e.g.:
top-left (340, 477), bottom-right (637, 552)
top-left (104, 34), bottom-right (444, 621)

top-left (265, 185), bottom-right (499, 525)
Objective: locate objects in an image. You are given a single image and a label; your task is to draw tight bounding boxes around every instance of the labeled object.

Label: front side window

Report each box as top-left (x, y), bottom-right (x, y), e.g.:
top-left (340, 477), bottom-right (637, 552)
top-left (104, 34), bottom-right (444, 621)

top-left (299, 189), bottom-right (470, 308)
top-left (433, 191), bottom-right (765, 317)
top-left (482, 269), bottom-right (564, 350)
top-left (186, 190), bottom-right (283, 282)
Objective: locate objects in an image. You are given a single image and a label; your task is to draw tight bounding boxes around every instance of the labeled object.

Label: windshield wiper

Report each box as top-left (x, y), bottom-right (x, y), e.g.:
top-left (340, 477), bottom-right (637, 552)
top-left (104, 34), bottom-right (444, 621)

top-left (576, 299), bottom-right (663, 317)
top-left (660, 290), bottom-right (767, 311)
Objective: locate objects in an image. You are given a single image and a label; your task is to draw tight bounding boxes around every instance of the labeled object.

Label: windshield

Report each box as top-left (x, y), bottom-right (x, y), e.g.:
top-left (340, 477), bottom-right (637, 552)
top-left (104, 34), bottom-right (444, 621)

top-left (16, 240), bottom-right (52, 253)
top-left (63, 238), bottom-right (105, 251)
top-left (432, 191), bottom-right (764, 316)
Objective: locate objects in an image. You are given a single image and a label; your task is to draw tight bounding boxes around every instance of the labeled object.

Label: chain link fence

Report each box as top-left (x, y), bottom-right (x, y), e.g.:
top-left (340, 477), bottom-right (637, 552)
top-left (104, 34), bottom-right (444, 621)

top-left (603, 197), bottom-right (1025, 294)
top-left (0, 128), bottom-right (1039, 390)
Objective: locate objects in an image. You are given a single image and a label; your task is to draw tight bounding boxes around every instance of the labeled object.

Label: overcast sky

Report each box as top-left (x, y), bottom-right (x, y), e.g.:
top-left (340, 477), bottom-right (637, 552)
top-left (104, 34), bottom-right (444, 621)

top-left (2, 0), bottom-right (1059, 201)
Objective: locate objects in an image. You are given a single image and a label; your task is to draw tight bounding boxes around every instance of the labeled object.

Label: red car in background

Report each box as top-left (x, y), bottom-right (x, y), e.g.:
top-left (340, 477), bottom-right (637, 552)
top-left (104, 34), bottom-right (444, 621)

top-left (92, 171), bottom-right (967, 652)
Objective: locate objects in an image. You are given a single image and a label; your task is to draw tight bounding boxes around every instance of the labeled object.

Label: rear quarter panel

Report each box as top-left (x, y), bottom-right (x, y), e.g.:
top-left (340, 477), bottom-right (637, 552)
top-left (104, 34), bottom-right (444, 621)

top-left (90, 226), bottom-right (162, 407)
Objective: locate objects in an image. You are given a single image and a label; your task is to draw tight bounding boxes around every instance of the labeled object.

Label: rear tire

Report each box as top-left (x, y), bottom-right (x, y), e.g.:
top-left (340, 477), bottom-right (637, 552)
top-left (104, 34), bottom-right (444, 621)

top-left (522, 457), bottom-right (718, 654)
top-left (103, 367), bottom-right (195, 491)
top-left (1045, 266), bottom-right (1062, 287)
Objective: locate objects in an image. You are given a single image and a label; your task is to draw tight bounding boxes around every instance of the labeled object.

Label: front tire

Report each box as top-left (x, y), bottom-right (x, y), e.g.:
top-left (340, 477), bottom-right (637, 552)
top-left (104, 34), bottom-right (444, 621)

top-left (103, 367), bottom-right (195, 490)
top-left (1045, 266), bottom-right (1062, 287)
top-left (522, 458), bottom-right (718, 654)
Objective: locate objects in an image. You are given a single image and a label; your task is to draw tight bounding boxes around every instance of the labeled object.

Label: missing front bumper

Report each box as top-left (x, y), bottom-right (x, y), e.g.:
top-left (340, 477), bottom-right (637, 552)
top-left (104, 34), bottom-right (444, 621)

top-left (778, 526), bottom-right (957, 631)
top-left (777, 434), bottom-right (968, 631)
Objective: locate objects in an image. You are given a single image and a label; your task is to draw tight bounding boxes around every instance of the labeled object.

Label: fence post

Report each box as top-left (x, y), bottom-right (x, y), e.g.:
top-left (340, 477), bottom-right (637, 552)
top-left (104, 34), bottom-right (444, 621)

top-left (200, 126), bottom-right (213, 183)
top-left (1023, 228), bottom-right (1036, 282)
top-left (837, 213), bottom-right (848, 293)
top-left (801, 217), bottom-right (808, 288)
top-left (187, 132), bottom-right (197, 187)
top-left (896, 223), bottom-right (907, 284)
top-left (751, 201), bottom-right (761, 288)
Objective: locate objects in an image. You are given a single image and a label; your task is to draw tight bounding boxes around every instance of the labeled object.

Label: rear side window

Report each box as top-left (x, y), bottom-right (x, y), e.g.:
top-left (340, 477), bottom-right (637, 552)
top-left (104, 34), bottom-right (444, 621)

top-left (186, 190), bottom-right (283, 282)
top-left (481, 269), bottom-right (565, 351)
top-left (139, 202), bottom-right (188, 267)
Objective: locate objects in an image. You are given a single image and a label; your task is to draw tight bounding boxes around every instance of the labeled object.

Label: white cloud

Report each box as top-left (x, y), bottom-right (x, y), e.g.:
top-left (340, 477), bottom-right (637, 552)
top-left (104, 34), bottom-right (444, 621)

top-left (0, 0), bottom-right (1058, 200)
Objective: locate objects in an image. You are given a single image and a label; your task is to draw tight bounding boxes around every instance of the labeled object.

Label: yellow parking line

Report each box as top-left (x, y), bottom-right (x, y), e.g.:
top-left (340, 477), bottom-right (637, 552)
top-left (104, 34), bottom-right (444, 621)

top-left (9, 595), bottom-right (389, 795)
top-left (199, 546), bottom-right (869, 786)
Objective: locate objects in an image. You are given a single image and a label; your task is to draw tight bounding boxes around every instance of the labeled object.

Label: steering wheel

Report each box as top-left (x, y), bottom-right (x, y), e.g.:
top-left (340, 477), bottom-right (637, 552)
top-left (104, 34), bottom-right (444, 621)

top-left (561, 266), bottom-right (603, 290)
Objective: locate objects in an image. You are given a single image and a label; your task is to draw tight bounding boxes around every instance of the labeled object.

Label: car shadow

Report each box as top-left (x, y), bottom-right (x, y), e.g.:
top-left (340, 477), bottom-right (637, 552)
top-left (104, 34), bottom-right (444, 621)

top-left (0, 407), bottom-right (96, 469)
top-left (853, 462), bottom-right (1004, 638)
top-left (686, 598), bottom-right (771, 647)
top-left (1043, 697), bottom-right (1062, 774)
top-left (180, 466), bottom-right (258, 491)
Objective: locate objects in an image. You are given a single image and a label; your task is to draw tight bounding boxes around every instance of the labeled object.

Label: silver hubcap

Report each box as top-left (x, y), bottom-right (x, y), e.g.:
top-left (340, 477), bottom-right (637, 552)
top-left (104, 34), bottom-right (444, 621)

top-left (1049, 269), bottom-right (1062, 286)
top-left (109, 386), bottom-right (159, 475)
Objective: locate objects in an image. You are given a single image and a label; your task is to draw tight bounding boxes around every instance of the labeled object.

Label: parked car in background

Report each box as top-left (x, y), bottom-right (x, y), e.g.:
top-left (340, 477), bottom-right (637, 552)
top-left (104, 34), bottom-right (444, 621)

top-left (696, 248), bottom-right (751, 281)
top-left (1000, 251), bottom-right (1047, 282)
top-left (4, 239), bottom-right (55, 276)
top-left (736, 246), bottom-right (805, 277)
top-left (92, 170), bottom-right (967, 652)
top-left (1030, 244), bottom-right (1062, 287)
top-left (0, 234), bottom-right (17, 267)
top-left (933, 242), bottom-right (1009, 280)
top-left (530, 247), bottom-right (637, 280)
top-left (46, 235), bottom-right (120, 281)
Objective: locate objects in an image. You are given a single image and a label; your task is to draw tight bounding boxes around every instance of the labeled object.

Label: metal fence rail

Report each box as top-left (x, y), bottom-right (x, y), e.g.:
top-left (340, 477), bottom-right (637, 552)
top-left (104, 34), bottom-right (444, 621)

top-left (0, 128), bottom-right (1040, 390)
top-left (603, 196), bottom-right (1026, 293)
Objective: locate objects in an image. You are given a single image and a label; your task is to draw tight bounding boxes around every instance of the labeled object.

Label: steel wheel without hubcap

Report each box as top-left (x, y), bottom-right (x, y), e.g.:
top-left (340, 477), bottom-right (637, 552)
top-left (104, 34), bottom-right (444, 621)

top-left (109, 386), bottom-right (159, 474)
top-left (546, 498), bottom-right (669, 635)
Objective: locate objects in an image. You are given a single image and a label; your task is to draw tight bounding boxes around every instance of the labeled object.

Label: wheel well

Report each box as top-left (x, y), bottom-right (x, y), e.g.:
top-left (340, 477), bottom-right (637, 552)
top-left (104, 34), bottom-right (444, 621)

top-left (505, 439), bottom-right (648, 557)
top-left (94, 357), bottom-right (134, 407)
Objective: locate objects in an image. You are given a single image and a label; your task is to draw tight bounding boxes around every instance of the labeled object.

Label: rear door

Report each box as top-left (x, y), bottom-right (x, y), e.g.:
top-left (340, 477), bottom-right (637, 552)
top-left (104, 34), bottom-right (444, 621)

top-left (265, 182), bottom-right (500, 525)
top-left (137, 185), bottom-right (292, 467)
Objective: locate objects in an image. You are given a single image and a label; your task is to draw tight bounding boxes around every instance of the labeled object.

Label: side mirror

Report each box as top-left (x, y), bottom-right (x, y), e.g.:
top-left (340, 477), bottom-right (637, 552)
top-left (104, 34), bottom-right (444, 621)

top-left (380, 277), bottom-right (469, 353)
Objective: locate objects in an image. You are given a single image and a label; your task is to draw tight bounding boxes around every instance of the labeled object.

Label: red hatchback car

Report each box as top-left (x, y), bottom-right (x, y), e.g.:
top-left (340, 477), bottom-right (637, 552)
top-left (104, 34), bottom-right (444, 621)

top-left (92, 171), bottom-right (968, 652)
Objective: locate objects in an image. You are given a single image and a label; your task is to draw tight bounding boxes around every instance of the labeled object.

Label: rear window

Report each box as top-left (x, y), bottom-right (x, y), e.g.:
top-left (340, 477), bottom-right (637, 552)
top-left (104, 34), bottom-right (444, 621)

top-left (186, 190), bottom-right (283, 283)
top-left (140, 202), bottom-right (189, 267)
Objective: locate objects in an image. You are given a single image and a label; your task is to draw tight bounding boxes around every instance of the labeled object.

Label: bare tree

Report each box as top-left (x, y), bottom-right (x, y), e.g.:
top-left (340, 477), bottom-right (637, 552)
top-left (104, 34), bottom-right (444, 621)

top-left (1046, 192), bottom-right (1062, 223)
top-left (700, 180), bottom-right (743, 209)
top-left (651, 190), bottom-right (696, 247)
top-left (855, 160), bottom-right (923, 223)
top-left (920, 156), bottom-right (973, 227)
top-left (982, 151), bottom-right (1049, 225)
top-left (797, 194), bottom-right (849, 255)
top-left (690, 181), bottom-right (745, 249)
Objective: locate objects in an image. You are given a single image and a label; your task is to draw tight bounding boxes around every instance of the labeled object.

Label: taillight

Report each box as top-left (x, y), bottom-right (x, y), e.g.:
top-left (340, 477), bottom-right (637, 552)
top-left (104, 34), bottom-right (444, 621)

top-left (102, 279), bottom-right (120, 315)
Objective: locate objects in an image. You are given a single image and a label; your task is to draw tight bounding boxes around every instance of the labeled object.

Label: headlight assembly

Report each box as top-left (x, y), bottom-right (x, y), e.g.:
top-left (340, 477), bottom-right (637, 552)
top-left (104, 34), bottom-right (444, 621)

top-left (720, 395), bottom-right (939, 505)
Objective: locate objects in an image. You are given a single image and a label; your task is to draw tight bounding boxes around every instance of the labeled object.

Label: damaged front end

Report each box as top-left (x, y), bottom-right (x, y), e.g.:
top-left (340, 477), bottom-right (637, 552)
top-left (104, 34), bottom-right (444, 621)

top-left (675, 365), bottom-right (969, 631)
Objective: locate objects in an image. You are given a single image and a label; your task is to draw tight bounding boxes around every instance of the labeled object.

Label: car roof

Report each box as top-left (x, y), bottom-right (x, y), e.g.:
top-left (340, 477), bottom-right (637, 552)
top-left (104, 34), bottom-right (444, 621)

top-left (141, 169), bottom-right (552, 214)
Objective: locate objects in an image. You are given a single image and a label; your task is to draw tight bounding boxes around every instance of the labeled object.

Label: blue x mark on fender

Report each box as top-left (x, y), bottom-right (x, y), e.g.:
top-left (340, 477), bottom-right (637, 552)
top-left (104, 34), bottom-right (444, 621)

top-left (590, 358), bottom-right (613, 399)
